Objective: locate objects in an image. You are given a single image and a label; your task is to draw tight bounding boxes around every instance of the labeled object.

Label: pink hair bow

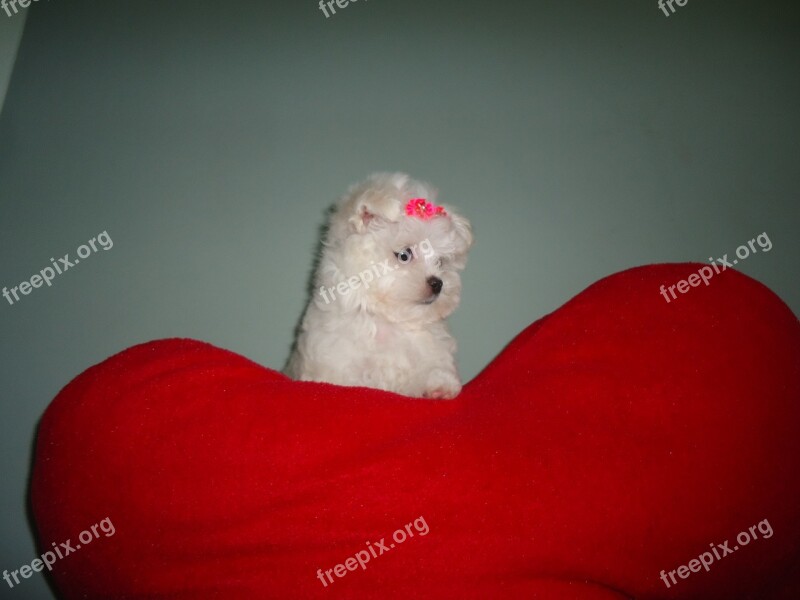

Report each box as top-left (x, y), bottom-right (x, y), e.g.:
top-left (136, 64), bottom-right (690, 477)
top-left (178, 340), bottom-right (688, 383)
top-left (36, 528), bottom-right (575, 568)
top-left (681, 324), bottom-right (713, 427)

top-left (405, 198), bottom-right (447, 220)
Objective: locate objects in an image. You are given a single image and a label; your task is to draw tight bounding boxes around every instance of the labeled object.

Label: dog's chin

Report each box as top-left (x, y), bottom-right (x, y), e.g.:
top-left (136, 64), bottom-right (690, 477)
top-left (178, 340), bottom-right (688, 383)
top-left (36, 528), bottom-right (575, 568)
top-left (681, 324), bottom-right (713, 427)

top-left (429, 296), bottom-right (460, 319)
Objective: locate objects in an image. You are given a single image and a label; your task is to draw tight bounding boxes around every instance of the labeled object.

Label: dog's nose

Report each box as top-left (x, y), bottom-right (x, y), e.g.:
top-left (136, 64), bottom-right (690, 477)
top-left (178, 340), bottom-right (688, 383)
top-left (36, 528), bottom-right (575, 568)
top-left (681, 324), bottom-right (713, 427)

top-left (427, 276), bottom-right (443, 295)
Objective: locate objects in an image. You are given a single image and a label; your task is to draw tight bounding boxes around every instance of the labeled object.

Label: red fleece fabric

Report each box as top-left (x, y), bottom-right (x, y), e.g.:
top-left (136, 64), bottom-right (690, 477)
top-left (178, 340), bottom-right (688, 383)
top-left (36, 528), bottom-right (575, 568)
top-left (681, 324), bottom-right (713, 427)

top-left (31, 264), bottom-right (800, 599)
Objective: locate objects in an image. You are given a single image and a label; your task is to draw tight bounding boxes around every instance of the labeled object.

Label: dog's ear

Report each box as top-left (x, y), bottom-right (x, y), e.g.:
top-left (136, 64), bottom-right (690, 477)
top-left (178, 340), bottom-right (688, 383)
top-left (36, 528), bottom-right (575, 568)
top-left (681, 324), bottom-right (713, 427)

top-left (350, 202), bottom-right (387, 233)
top-left (346, 182), bottom-right (405, 233)
top-left (449, 211), bottom-right (474, 251)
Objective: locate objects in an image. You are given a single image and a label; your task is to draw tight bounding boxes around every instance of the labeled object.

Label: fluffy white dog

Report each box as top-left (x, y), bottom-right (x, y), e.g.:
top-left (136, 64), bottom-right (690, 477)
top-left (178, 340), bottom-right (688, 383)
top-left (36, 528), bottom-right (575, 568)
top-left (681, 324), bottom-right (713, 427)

top-left (284, 172), bottom-right (473, 399)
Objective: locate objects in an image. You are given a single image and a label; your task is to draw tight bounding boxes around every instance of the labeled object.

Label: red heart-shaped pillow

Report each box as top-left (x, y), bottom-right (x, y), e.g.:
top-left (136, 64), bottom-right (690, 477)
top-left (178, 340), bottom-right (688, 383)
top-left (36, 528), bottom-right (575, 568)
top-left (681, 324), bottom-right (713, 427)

top-left (31, 264), bottom-right (800, 599)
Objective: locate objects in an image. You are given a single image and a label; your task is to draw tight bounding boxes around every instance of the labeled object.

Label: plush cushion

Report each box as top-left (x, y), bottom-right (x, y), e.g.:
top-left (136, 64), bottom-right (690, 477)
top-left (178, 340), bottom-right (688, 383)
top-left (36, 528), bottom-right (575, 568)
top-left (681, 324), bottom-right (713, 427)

top-left (31, 264), bottom-right (800, 599)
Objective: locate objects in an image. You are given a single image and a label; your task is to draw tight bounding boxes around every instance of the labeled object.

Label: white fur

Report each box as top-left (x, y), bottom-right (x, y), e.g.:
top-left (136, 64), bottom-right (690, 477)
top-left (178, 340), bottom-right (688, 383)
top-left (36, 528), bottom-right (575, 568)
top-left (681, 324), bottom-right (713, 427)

top-left (284, 173), bottom-right (473, 399)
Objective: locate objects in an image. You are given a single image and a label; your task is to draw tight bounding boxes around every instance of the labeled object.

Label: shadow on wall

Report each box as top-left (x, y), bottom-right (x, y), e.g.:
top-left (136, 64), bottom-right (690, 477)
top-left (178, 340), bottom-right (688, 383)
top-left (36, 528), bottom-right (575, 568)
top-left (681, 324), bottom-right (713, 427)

top-left (0, 8), bottom-right (26, 116)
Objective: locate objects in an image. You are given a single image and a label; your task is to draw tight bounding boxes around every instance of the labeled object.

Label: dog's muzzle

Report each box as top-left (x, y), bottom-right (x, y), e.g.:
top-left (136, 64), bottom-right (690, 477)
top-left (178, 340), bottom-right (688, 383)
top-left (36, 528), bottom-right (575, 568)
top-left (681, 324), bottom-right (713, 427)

top-left (427, 276), bottom-right (443, 296)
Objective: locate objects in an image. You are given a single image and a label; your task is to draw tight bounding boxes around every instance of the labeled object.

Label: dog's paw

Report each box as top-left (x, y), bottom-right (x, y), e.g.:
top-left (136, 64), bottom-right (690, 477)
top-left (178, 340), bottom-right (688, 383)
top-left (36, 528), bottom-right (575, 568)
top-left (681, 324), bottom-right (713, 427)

top-left (422, 370), bottom-right (462, 400)
top-left (423, 387), bottom-right (460, 400)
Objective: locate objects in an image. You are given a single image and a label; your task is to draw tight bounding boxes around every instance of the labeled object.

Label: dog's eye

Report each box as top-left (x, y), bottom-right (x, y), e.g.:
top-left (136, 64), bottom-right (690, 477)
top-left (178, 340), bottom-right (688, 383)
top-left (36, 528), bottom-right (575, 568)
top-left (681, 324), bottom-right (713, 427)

top-left (394, 247), bottom-right (414, 264)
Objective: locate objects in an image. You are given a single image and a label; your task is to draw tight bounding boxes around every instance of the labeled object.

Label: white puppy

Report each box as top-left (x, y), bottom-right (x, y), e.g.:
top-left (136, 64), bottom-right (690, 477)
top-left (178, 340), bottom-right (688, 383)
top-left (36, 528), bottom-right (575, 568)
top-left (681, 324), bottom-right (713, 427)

top-left (285, 172), bottom-right (473, 399)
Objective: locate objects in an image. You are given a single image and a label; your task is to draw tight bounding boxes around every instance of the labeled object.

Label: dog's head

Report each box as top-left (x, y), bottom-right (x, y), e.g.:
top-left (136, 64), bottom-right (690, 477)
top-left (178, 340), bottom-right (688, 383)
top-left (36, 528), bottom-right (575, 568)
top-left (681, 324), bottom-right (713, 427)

top-left (318, 173), bottom-right (473, 324)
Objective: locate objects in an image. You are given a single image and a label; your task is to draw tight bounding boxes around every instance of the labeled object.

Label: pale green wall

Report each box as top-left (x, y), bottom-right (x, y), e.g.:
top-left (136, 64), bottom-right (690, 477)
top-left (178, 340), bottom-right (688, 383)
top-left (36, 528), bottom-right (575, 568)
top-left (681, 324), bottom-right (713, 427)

top-left (1, 1), bottom-right (798, 597)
